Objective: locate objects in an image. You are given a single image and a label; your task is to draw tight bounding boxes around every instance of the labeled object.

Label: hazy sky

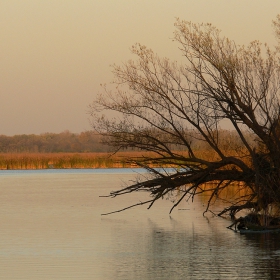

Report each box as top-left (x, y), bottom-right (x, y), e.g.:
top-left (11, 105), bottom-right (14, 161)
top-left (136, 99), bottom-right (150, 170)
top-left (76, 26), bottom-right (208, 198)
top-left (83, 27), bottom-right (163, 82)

top-left (1, 0), bottom-right (279, 135)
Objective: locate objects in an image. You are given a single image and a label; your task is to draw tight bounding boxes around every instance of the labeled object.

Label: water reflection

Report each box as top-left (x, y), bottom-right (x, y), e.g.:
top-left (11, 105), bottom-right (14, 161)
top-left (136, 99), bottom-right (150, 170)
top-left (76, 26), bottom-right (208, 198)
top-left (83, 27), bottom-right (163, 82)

top-left (239, 233), bottom-right (280, 279)
top-left (0, 169), bottom-right (279, 279)
top-left (101, 205), bottom-right (280, 279)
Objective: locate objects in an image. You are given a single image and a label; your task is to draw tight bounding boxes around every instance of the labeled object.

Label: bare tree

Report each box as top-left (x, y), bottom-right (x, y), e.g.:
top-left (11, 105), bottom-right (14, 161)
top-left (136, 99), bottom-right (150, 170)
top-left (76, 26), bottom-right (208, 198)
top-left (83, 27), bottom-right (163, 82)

top-left (90, 17), bottom-right (280, 224)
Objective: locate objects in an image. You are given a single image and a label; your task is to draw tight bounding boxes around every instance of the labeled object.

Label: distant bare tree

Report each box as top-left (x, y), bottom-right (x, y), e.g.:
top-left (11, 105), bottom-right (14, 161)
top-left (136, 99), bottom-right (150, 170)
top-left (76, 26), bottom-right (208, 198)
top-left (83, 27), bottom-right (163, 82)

top-left (91, 17), bottom-right (280, 224)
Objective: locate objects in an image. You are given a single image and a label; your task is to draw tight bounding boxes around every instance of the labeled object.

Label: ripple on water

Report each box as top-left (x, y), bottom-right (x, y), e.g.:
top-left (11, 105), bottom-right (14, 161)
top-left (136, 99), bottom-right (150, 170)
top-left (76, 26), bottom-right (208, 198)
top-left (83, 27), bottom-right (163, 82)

top-left (0, 170), bottom-right (280, 279)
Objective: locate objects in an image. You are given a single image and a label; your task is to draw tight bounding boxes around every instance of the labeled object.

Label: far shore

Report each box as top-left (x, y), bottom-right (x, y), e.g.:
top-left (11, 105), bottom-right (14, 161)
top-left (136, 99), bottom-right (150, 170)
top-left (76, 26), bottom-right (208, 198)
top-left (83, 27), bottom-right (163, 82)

top-left (0, 149), bottom-right (244, 170)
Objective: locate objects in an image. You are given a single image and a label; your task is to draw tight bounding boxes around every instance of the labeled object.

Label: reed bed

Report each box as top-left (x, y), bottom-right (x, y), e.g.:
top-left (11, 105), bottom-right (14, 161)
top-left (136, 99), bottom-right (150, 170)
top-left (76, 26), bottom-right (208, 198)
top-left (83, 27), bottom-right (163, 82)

top-left (0, 152), bottom-right (141, 170)
top-left (0, 149), bottom-right (249, 170)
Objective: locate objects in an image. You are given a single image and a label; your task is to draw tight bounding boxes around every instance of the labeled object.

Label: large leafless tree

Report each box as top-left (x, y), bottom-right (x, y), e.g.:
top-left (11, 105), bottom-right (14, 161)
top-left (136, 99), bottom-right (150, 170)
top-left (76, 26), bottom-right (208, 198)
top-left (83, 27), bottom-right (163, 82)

top-left (90, 17), bottom-right (280, 223)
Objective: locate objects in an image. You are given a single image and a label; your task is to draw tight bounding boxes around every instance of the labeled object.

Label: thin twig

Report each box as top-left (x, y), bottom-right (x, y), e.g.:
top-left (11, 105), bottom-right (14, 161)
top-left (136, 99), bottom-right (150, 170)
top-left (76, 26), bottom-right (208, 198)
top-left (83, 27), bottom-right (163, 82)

top-left (101, 199), bottom-right (154, 216)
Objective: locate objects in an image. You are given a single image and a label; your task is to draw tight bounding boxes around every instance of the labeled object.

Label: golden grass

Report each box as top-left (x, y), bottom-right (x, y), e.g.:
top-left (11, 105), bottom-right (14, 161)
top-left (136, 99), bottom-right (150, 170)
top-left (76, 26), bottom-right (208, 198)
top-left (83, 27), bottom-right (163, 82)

top-left (0, 152), bottom-right (138, 170)
top-left (0, 149), bottom-right (250, 170)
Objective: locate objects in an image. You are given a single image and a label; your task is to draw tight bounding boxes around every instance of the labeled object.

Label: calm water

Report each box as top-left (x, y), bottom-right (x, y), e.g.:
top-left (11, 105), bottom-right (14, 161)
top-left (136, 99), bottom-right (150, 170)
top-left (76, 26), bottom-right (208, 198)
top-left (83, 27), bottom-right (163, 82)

top-left (0, 169), bottom-right (280, 279)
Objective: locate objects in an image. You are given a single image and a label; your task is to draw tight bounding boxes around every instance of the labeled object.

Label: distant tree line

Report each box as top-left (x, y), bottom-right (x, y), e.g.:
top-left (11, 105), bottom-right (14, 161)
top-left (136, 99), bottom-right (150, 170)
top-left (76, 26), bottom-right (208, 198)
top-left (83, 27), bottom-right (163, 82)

top-left (0, 130), bottom-right (110, 153)
top-left (0, 129), bottom-right (253, 154)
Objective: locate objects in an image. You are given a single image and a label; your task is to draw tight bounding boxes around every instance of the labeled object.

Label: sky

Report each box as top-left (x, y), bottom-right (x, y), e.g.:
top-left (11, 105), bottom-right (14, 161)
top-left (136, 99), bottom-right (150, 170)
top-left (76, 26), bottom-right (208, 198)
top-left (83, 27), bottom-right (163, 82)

top-left (1, 0), bottom-right (280, 136)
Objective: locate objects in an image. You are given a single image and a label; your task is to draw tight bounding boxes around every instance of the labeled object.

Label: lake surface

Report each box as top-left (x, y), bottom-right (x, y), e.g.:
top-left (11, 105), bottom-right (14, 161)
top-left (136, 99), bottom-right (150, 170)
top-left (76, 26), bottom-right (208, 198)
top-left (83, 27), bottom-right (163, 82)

top-left (0, 168), bottom-right (280, 279)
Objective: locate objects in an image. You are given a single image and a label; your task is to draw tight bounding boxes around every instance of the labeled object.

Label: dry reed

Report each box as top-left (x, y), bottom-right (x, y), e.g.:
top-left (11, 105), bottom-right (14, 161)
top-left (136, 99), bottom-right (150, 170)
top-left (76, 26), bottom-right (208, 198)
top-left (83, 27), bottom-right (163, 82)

top-left (0, 152), bottom-right (135, 170)
top-left (0, 149), bottom-right (250, 170)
